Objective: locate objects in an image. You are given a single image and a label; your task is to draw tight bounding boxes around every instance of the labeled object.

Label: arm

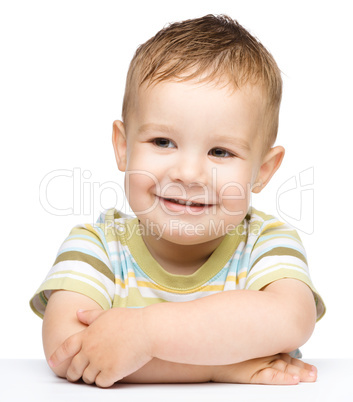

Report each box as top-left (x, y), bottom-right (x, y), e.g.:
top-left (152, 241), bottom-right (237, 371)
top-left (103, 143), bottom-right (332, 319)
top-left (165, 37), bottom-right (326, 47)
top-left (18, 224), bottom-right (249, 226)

top-left (42, 290), bottom-right (103, 378)
top-left (121, 353), bottom-right (317, 385)
top-left (49, 278), bottom-right (316, 386)
top-left (43, 290), bottom-right (213, 382)
top-left (144, 278), bottom-right (317, 365)
top-left (45, 293), bottom-right (317, 386)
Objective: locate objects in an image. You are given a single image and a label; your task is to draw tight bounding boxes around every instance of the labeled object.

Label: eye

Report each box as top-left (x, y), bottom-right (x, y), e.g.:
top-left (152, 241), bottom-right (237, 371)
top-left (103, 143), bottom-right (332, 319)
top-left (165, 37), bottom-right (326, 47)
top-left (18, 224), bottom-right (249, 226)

top-left (152, 138), bottom-right (175, 148)
top-left (209, 148), bottom-right (234, 158)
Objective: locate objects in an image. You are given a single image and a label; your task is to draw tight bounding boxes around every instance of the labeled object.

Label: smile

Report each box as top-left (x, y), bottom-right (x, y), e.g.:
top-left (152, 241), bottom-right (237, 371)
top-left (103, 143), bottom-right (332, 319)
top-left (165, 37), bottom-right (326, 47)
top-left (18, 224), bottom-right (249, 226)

top-left (164, 198), bottom-right (205, 207)
top-left (158, 196), bottom-right (214, 213)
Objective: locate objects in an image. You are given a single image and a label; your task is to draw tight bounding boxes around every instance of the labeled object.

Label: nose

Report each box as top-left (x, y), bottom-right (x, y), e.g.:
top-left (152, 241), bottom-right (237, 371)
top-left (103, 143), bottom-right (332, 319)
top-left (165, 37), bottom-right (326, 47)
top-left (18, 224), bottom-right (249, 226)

top-left (168, 150), bottom-right (208, 187)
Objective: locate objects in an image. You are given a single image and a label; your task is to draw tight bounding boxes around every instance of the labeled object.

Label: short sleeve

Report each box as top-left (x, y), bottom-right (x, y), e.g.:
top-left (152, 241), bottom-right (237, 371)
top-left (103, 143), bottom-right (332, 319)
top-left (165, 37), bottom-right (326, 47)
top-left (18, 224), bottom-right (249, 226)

top-left (30, 223), bottom-right (116, 318)
top-left (245, 222), bottom-right (326, 322)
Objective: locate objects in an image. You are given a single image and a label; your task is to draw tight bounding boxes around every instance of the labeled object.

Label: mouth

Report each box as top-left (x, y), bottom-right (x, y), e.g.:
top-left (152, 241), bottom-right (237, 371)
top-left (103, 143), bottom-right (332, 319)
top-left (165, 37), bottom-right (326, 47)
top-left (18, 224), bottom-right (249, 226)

top-left (158, 196), bottom-right (214, 212)
top-left (163, 198), bottom-right (206, 207)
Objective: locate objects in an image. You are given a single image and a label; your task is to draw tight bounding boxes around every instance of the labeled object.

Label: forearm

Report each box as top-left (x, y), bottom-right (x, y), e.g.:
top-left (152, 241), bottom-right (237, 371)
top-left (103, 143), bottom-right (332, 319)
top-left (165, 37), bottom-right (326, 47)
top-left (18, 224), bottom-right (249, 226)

top-left (42, 290), bottom-right (103, 378)
top-left (120, 358), bottom-right (213, 384)
top-left (144, 286), bottom-right (313, 366)
top-left (120, 354), bottom-right (318, 386)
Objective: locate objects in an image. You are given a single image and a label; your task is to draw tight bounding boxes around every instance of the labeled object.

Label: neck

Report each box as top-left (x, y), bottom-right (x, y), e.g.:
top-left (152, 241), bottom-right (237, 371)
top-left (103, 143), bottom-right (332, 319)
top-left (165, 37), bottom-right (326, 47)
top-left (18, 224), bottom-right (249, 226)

top-left (141, 231), bottom-right (224, 276)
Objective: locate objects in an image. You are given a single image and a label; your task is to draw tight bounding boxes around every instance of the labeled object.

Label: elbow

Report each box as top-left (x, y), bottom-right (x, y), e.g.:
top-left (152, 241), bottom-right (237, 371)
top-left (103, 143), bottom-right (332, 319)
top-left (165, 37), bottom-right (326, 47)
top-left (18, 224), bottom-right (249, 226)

top-left (282, 298), bottom-right (317, 353)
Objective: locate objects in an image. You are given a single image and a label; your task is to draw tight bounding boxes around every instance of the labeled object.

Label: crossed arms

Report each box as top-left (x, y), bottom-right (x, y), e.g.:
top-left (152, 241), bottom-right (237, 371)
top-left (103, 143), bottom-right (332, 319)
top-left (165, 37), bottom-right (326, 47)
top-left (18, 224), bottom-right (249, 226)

top-left (43, 278), bottom-right (317, 387)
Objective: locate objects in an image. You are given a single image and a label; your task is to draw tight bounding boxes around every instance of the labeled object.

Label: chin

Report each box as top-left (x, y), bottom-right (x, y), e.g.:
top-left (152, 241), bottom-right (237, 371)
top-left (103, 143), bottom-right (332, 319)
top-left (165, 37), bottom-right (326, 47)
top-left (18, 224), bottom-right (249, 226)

top-left (157, 229), bottom-right (222, 246)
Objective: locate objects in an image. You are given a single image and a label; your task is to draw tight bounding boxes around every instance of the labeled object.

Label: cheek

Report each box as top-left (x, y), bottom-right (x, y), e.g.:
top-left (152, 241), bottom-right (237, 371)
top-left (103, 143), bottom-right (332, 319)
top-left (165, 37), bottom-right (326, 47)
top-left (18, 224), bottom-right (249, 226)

top-left (125, 170), bottom-right (159, 189)
top-left (219, 183), bottom-right (249, 211)
top-left (124, 171), bottom-right (159, 212)
top-left (217, 171), bottom-right (253, 213)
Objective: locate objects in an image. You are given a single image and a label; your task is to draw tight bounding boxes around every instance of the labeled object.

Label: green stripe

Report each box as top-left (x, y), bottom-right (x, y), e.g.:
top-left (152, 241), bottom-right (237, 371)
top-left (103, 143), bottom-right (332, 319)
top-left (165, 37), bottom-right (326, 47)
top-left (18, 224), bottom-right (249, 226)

top-left (255, 230), bottom-right (302, 247)
top-left (35, 279), bottom-right (111, 314)
top-left (54, 251), bottom-right (114, 283)
top-left (251, 247), bottom-right (307, 270)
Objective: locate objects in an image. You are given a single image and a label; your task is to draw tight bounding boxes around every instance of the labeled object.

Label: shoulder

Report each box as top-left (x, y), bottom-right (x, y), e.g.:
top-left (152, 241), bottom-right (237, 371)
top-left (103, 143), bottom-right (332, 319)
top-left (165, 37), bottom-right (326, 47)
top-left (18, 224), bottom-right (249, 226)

top-left (243, 207), bottom-right (307, 267)
top-left (56, 208), bottom-right (138, 272)
top-left (74, 208), bottom-right (137, 243)
top-left (244, 207), bottom-right (303, 246)
top-left (240, 208), bottom-right (326, 321)
top-left (246, 207), bottom-right (286, 233)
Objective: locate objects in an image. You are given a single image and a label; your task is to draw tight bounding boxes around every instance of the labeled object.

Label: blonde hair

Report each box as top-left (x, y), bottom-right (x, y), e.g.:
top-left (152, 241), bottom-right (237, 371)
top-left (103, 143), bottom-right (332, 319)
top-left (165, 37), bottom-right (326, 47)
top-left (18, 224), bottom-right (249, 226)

top-left (122, 14), bottom-right (282, 152)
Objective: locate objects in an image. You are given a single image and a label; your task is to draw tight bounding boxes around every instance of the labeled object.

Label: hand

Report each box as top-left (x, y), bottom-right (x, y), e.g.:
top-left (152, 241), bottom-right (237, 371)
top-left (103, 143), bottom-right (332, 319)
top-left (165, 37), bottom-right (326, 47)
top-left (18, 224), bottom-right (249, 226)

top-left (212, 353), bottom-right (317, 385)
top-left (49, 308), bottom-right (153, 388)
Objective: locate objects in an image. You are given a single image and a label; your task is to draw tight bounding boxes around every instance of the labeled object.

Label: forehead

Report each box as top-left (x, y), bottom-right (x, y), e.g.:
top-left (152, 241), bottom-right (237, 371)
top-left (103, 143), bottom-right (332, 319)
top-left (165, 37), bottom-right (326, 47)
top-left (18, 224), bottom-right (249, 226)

top-left (127, 79), bottom-right (266, 150)
top-left (137, 79), bottom-right (263, 117)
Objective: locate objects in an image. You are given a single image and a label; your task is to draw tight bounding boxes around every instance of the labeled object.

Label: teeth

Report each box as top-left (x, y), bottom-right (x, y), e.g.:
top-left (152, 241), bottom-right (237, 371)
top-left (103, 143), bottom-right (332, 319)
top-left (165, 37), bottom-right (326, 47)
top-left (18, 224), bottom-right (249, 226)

top-left (167, 198), bottom-right (204, 207)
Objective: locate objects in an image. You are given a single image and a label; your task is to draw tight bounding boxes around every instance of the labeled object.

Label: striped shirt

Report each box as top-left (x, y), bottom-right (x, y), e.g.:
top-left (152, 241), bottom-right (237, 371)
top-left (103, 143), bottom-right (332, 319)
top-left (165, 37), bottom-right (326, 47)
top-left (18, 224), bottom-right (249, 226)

top-left (30, 207), bottom-right (325, 325)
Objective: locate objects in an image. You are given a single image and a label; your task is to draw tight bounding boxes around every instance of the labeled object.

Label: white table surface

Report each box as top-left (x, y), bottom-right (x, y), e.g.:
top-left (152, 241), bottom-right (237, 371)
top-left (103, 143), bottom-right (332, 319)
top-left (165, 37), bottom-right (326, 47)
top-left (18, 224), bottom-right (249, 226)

top-left (1, 359), bottom-right (352, 402)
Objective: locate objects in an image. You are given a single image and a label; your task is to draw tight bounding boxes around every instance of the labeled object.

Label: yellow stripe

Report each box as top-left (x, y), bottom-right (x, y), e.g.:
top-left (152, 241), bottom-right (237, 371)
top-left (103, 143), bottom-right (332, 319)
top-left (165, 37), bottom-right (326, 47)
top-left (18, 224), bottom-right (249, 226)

top-left (112, 289), bottom-right (167, 308)
top-left (226, 275), bottom-right (236, 282)
top-left (114, 269), bottom-right (226, 294)
top-left (246, 262), bottom-right (307, 285)
top-left (48, 269), bottom-right (111, 290)
top-left (115, 271), bottom-right (144, 288)
top-left (117, 273), bottom-right (243, 293)
top-left (262, 221), bottom-right (284, 232)
top-left (238, 271), bottom-right (247, 280)
top-left (201, 284), bottom-right (224, 292)
top-left (115, 277), bottom-right (126, 288)
top-left (111, 279), bottom-right (225, 294)
top-left (224, 272), bottom-right (247, 286)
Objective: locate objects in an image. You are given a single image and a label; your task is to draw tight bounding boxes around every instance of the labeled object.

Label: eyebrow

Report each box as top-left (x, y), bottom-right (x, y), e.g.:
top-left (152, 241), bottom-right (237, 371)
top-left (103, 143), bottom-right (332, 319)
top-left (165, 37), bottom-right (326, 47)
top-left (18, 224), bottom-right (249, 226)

top-left (137, 123), bottom-right (177, 135)
top-left (214, 135), bottom-right (251, 152)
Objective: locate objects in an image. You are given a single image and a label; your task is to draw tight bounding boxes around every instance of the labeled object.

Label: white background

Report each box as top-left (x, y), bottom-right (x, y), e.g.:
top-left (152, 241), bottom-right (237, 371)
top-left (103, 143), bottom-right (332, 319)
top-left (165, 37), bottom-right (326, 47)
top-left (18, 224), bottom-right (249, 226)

top-left (1, 0), bottom-right (352, 360)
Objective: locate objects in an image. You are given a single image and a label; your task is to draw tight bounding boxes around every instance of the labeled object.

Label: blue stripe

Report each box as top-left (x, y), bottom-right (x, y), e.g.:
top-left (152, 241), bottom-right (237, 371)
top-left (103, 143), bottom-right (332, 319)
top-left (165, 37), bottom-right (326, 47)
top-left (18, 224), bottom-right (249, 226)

top-left (95, 226), bottom-right (112, 258)
top-left (255, 233), bottom-right (301, 243)
top-left (67, 234), bottom-right (103, 248)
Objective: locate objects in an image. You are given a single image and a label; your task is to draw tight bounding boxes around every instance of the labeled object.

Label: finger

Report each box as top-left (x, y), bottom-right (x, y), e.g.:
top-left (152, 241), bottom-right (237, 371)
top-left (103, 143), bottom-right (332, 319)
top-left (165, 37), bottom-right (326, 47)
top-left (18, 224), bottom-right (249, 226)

top-left (271, 358), bottom-right (317, 382)
top-left (82, 365), bottom-right (101, 385)
top-left (275, 354), bottom-right (318, 380)
top-left (252, 367), bottom-right (300, 385)
top-left (95, 370), bottom-right (118, 388)
top-left (66, 353), bottom-right (89, 383)
top-left (277, 353), bottom-right (314, 369)
top-left (49, 334), bottom-right (82, 368)
top-left (76, 309), bottom-right (105, 325)
top-left (289, 357), bottom-right (318, 376)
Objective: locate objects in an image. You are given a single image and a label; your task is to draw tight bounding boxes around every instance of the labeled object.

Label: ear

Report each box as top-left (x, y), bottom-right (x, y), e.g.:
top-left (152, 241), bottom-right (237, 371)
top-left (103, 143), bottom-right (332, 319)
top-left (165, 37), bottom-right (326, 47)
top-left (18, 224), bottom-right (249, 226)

top-left (112, 120), bottom-right (127, 172)
top-left (252, 146), bottom-right (285, 194)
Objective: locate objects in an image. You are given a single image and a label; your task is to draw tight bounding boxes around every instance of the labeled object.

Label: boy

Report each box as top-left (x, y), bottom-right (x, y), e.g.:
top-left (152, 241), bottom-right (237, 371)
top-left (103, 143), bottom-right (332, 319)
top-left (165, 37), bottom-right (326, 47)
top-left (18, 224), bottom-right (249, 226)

top-left (30, 14), bottom-right (325, 388)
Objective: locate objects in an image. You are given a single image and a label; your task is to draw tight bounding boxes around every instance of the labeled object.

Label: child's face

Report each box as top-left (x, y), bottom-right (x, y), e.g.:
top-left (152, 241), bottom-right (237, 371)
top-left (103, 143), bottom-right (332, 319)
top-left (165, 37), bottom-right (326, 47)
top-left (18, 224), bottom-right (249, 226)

top-left (114, 79), bottom-right (281, 245)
